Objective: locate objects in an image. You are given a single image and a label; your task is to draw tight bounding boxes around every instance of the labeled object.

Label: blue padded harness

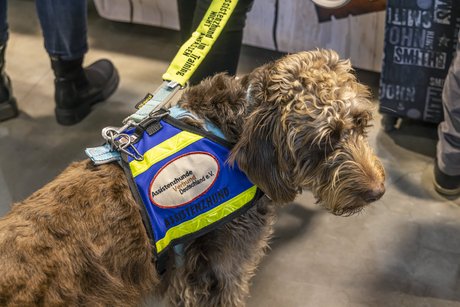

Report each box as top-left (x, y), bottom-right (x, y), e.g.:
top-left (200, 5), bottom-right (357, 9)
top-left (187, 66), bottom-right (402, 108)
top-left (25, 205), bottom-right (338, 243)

top-left (114, 110), bottom-right (263, 273)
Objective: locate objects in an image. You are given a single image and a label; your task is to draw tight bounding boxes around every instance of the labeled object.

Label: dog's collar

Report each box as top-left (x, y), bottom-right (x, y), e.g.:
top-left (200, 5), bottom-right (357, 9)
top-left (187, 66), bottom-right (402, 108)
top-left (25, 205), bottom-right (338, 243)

top-left (169, 106), bottom-right (227, 140)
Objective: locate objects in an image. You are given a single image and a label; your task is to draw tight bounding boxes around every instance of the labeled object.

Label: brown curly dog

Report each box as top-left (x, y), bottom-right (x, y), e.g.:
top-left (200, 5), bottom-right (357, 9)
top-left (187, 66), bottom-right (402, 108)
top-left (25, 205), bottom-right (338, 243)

top-left (0, 50), bottom-right (385, 306)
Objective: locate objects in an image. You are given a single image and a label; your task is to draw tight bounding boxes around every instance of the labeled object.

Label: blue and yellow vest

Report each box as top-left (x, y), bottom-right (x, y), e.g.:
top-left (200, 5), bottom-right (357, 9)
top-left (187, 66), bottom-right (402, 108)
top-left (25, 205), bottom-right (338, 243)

top-left (120, 113), bottom-right (263, 266)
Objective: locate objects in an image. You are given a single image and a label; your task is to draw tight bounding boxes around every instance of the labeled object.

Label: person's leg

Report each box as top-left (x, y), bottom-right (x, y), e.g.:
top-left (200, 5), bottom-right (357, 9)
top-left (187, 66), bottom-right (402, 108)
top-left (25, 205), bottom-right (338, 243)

top-left (179, 0), bottom-right (254, 85)
top-left (35, 0), bottom-right (119, 125)
top-left (177, 0), bottom-right (198, 43)
top-left (434, 32), bottom-right (460, 196)
top-left (0, 0), bottom-right (19, 122)
top-left (0, 0), bottom-right (8, 46)
top-left (35, 0), bottom-right (88, 60)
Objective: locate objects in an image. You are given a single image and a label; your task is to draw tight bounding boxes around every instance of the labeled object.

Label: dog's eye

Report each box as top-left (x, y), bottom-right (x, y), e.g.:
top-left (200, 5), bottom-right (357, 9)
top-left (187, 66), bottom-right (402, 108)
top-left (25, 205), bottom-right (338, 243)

top-left (353, 115), bottom-right (372, 135)
top-left (354, 115), bottom-right (368, 128)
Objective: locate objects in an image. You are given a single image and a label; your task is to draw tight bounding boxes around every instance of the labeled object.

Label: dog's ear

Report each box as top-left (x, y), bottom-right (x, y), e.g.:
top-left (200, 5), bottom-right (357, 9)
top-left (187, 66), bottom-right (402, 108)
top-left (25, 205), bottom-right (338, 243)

top-left (229, 108), bottom-right (298, 203)
top-left (229, 65), bottom-right (298, 203)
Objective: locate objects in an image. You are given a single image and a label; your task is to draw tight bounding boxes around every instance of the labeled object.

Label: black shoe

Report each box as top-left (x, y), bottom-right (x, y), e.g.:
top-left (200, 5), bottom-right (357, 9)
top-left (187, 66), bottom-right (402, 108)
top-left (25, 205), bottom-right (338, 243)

top-left (51, 57), bottom-right (119, 126)
top-left (0, 44), bottom-right (19, 122)
top-left (434, 162), bottom-right (460, 196)
top-left (0, 74), bottom-right (18, 122)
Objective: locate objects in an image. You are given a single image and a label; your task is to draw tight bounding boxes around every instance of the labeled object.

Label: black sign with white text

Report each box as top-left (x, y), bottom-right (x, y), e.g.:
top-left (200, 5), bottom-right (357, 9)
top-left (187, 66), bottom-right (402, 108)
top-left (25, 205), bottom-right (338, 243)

top-left (379, 0), bottom-right (460, 123)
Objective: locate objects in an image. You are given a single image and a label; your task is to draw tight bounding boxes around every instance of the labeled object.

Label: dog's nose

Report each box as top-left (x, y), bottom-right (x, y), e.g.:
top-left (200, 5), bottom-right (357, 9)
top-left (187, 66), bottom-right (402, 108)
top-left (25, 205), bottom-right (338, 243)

top-left (362, 184), bottom-right (385, 203)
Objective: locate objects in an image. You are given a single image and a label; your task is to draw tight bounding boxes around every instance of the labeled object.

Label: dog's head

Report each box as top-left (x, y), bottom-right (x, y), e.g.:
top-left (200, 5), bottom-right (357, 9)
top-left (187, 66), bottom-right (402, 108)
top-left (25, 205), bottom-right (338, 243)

top-left (230, 49), bottom-right (385, 215)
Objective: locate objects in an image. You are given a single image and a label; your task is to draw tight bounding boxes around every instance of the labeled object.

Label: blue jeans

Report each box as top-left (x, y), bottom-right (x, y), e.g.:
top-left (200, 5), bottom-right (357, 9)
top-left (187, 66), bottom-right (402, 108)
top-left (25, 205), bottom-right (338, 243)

top-left (0, 0), bottom-right (88, 60)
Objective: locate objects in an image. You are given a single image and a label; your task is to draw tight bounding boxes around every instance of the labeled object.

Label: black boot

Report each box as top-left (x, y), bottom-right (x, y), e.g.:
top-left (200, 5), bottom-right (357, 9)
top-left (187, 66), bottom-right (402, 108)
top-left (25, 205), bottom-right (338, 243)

top-left (0, 44), bottom-right (19, 122)
top-left (51, 56), bottom-right (119, 125)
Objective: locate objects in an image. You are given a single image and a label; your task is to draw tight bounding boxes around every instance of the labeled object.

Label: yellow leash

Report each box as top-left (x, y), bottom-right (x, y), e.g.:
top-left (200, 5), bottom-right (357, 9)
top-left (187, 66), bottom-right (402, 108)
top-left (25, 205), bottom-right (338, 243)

top-left (163, 0), bottom-right (239, 86)
top-left (96, 0), bottom-right (240, 156)
top-left (96, 0), bottom-right (240, 157)
top-left (118, 0), bottom-right (239, 124)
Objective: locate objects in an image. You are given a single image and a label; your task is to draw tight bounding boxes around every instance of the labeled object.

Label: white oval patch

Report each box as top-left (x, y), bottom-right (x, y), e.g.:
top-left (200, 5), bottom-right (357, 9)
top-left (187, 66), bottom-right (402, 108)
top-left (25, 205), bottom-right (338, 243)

top-left (149, 152), bottom-right (220, 208)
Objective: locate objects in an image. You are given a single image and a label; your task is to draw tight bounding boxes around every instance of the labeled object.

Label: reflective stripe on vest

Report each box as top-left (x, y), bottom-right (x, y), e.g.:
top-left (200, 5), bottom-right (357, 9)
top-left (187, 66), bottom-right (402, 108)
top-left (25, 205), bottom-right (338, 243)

top-left (123, 118), bottom-right (259, 256)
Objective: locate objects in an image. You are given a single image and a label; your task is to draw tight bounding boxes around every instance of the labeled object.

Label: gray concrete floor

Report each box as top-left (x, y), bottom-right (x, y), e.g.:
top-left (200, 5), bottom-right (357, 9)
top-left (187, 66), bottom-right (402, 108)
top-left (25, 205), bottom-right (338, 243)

top-left (2, 1), bottom-right (460, 306)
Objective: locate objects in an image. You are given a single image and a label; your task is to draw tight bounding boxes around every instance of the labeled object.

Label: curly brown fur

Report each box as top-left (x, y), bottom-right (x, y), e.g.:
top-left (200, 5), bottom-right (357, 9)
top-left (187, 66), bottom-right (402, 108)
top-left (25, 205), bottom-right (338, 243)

top-left (0, 162), bottom-right (158, 306)
top-left (0, 49), bottom-right (384, 306)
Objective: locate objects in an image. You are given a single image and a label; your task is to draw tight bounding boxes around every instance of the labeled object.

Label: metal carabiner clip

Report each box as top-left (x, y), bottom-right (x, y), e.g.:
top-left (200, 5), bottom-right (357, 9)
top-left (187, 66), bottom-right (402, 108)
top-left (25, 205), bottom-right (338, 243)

top-left (116, 133), bottom-right (143, 161)
top-left (101, 121), bottom-right (143, 161)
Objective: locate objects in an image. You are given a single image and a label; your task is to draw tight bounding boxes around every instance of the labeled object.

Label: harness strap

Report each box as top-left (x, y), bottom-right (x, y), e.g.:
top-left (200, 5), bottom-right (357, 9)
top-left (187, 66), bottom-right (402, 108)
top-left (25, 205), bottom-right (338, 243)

top-left (85, 143), bottom-right (121, 165)
top-left (86, 105), bottom-right (228, 165)
top-left (125, 81), bottom-right (180, 124)
top-left (169, 106), bottom-right (226, 140)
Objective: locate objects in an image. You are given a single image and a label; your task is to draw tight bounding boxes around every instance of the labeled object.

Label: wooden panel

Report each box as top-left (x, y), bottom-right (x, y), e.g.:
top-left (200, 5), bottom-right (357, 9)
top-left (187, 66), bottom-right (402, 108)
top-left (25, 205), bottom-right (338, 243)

top-left (315, 0), bottom-right (386, 22)
top-left (93, 0), bottom-right (385, 71)
top-left (93, 0), bottom-right (132, 23)
top-left (349, 12), bottom-right (382, 71)
top-left (373, 11), bottom-right (386, 72)
top-left (132, 0), bottom-right (180, 30)
top-left (93, 0), bottom-right (180, 30)
top-left (244, 0), bottom-right (277, 50)
top-left (243, 0), bottom-right (386, 71)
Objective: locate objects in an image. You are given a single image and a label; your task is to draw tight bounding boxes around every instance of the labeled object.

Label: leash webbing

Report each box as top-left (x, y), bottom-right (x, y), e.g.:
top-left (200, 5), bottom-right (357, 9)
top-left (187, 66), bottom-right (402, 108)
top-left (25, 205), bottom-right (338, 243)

top-left (163, 0), bottom-right (239, 87)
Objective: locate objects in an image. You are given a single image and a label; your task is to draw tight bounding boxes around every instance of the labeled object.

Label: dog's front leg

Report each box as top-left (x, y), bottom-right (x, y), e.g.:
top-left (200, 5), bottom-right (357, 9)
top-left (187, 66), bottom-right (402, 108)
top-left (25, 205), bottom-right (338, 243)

top-left (165, 199), bottom-right (275, 307)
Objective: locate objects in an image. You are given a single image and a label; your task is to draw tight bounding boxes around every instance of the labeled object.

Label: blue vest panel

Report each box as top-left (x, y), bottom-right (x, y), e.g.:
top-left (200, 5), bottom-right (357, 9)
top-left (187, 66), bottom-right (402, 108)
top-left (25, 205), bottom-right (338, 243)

top-left (121, 117), bottom-right (261, 257)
